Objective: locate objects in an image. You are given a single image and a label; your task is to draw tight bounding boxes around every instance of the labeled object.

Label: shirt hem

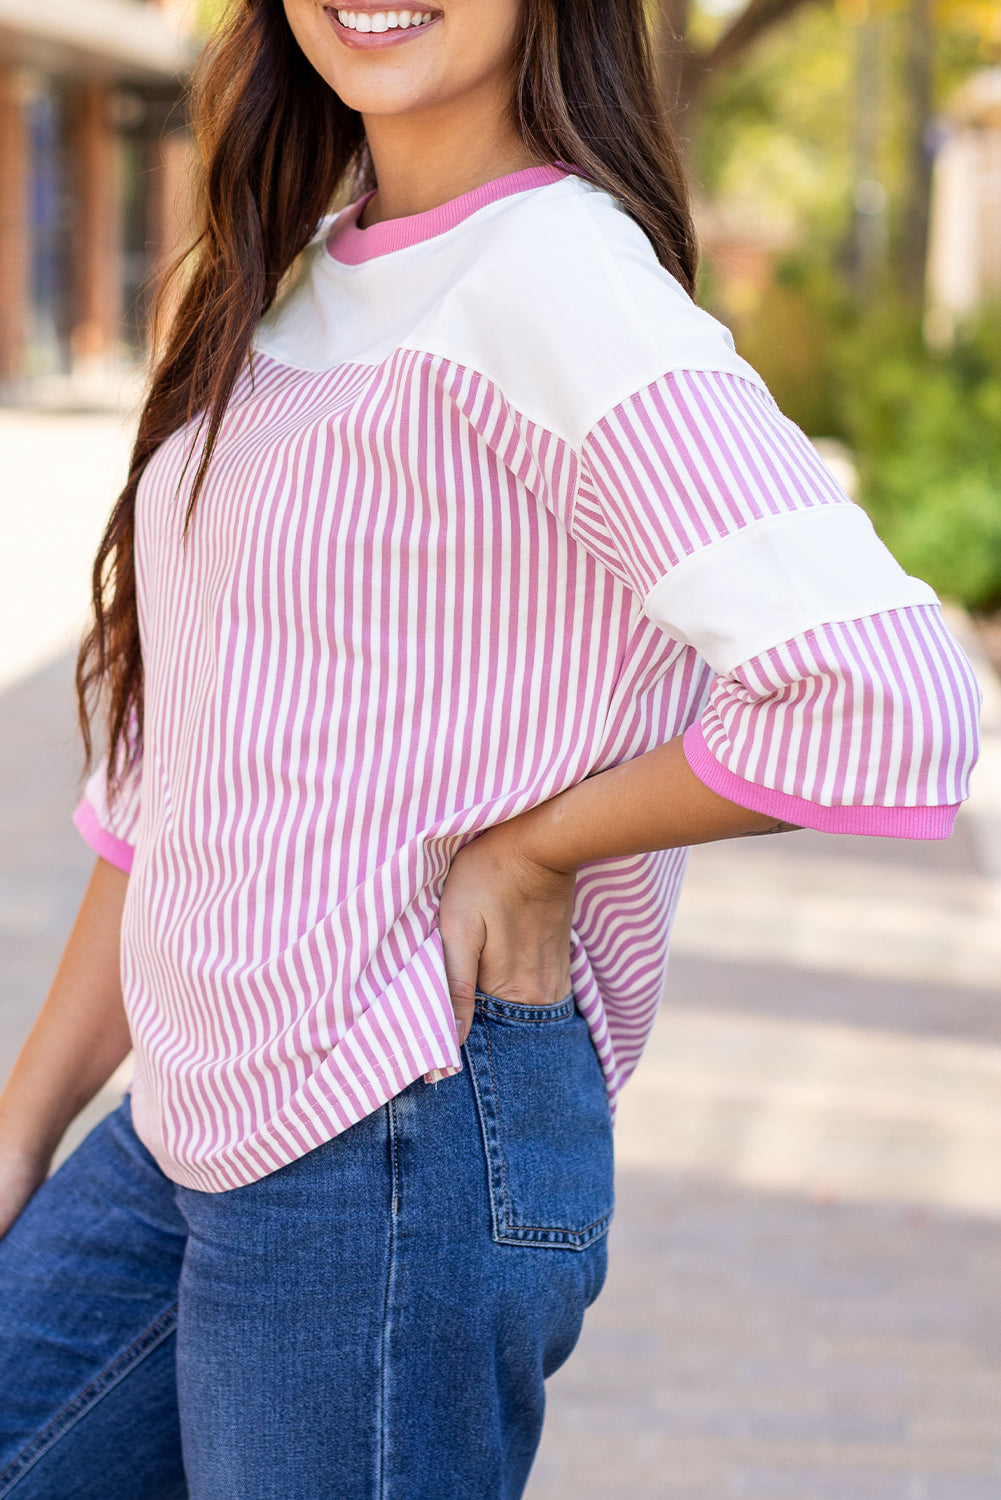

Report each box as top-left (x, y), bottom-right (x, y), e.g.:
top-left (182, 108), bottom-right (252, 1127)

top-left (133, 1043), bottom-right (460, 1192)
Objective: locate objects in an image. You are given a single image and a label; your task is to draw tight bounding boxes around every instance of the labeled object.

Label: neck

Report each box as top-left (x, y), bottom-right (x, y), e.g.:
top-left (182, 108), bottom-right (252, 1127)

top-left (361, 88), bottom-right (539, 225)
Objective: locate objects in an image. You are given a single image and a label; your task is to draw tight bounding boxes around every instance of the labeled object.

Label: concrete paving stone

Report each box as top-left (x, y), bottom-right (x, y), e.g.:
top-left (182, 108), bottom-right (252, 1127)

top-left (733, 1466), bottom-right (1001, 1499)
top-left (530, 1430), bottom-right (1000, 1500)
top-left (668, 951), bottom-right (1001, 1046)
top-left (0, 409), bottom-right (133, 693)
top-left (0, 655), bottom-right (94, 1069)
top-left (787, 822), bottom-right (984, 874)
top-left (0, 651), bottom-right (129, 1159)
top-left (914, 1485), bottom-right (1001, 1500)
top-left (615, 1003), bottom-right (1001, 1217)
top-left (737, 1358), bottom-right (909, 1399)
top-left (910, 1416), bottom-right (1001, 1450)
top-left (528, 1170), bottom-right (1001, 1496)
top-left (745, 1410), bottom-right (910, 1445)
top-left (670, 841), bottom-right (1001, 990)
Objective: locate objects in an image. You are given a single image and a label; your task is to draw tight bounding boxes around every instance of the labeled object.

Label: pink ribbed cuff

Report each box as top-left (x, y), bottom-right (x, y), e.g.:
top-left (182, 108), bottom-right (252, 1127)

top-left (73, 798), bottom-right (135, 873)
top-left (682, 723), bottom-right (959, 840)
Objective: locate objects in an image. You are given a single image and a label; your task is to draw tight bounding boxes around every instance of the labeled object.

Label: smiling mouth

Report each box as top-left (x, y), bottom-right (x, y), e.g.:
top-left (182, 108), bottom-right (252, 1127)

top-left (333, 8), bottom-right (437, 31)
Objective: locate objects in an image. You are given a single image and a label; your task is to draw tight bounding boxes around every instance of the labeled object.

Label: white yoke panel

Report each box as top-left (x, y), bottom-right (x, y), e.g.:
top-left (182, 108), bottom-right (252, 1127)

top-left (255, 177), bottom-right (764, 447)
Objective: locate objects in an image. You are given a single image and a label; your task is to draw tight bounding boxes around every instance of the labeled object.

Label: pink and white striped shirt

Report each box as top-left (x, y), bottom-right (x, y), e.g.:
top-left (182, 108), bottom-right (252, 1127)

top-left (75, 165), bottom-right (980, 1191)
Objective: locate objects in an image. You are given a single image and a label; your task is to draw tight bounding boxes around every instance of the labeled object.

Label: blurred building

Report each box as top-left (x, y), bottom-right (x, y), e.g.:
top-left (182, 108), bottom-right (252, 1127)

top-left (695, 197), bottom-right (793, 325)
top-left (926, 68), bottom-right (1001, 342)
top-left (0, 0), bottom-right (196, 399)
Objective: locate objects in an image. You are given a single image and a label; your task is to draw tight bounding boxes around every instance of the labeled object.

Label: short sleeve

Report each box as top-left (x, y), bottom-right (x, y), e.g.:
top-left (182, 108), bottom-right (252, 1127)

top-left (73, 753), bottom-right (143, 873)
top-left (575, 369), bottom-right (981, 838)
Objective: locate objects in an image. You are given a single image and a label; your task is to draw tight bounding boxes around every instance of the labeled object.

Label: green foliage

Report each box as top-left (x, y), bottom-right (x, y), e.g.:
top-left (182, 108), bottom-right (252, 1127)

top-left (695, 4), bottom-right (856, 245)
top-left (690, 0), bottom-right (1001, 609)
top-left (728, 257), bottom-right (852, 437)
top-left (736, 289), bottom-right (1001, 609)
top-left (840, 312), bottom-right (1001, 609)
top-left (196, 0), bottom-right (232, 35)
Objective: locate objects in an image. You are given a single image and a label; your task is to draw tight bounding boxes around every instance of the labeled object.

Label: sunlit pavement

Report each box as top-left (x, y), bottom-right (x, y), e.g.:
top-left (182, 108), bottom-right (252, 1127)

top-left (2, 413), bottom-right (1000, 1496)
top-left (528, 622), bottom-right (1001, 1500)
top-left (0, 407), bottom-right (137, 696)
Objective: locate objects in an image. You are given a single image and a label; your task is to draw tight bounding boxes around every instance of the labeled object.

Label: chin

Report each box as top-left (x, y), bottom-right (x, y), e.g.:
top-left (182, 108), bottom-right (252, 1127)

top-left (326, 71), bottom-right (437, 115)
top-left (285, 8), bottom-right (441, 111)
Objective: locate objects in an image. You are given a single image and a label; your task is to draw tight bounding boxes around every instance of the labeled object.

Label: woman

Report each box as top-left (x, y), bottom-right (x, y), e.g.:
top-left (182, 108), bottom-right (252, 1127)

top-left (0, 0), bottom-right (980, 1494)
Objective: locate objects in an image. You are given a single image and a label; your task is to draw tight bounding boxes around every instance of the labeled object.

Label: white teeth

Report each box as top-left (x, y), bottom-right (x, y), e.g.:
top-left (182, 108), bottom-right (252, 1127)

top-left (336, 6), bottom-right (432, 29)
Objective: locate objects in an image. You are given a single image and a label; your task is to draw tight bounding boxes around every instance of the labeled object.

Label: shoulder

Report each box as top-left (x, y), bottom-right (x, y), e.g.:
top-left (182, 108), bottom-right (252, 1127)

top-left (402, 176), bottom-right (766, 446)
top-left (254, 177), bottom-right (766, 448)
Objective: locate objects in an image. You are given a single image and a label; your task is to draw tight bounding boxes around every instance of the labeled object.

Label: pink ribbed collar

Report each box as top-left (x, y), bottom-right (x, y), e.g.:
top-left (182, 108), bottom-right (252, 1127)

top-left (326, 163), bottom-right (568, 265)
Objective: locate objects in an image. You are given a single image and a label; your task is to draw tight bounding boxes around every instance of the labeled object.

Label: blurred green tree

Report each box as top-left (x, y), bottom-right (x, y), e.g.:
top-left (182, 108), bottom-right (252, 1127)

top-left (677, 0), bottom-right (1001, 607)
top-left (662, 0), bottom-right (1000, 299)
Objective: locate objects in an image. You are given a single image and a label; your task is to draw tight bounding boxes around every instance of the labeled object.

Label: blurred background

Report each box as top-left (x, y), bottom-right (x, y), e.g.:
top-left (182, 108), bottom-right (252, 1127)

top-left (1, 0), bottom-right (1000, 1493)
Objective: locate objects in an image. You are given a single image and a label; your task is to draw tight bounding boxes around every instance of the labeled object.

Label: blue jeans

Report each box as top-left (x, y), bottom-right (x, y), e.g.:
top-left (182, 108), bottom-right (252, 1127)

top-left (0, 991), bottom-right (612, 1498)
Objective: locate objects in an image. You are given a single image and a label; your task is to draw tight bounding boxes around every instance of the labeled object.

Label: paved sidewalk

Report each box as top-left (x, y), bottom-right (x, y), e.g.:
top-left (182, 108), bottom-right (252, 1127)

top-left (526, 625), bottom-right (1001, 1499)
top-left (0, 409), bottom-right (135, 694)
top-left (1, 414), bottom-right (1000, 1496)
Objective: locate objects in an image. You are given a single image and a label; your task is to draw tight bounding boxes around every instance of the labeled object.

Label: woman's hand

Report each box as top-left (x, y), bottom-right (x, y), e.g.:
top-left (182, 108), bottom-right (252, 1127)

top-left (438, 814), bottom-right (577, 1046)
top-left (437, 738), bottom-right (794, 1052)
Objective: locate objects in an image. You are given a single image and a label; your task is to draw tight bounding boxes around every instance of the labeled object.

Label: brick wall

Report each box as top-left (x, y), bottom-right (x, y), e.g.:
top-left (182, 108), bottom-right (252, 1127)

top-left (71, 82), bottom-right (122, 363)
top-left (0, 71), bottom-right (29, 383)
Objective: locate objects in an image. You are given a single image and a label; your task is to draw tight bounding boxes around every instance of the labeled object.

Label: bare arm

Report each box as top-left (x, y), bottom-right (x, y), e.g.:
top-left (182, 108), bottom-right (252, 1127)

top-left (0, 857), bottom-right (132, 1236)
top-left (514, 736), bottom-right (798, 868)
top-left (439, 734), bottom-right (797, 1043)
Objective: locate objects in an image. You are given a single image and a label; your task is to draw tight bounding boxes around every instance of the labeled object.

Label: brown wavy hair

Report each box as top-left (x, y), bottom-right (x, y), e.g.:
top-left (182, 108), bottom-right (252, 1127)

top-left (77, 0), bottom-right (697, 789)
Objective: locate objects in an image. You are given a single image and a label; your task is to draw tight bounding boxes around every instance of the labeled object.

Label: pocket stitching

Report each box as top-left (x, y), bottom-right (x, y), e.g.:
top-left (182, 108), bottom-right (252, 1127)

top-left (482, 1015), bottom-right (515, 1229)
top-left (475, 990), bottom-right (575, 1025)
top-left (483, 1017), bottom-right (612, 1238)
top-left (466, 1013), bottom-right (613, 1248)
top-left (464, 1025), bottom-right (507, 1245)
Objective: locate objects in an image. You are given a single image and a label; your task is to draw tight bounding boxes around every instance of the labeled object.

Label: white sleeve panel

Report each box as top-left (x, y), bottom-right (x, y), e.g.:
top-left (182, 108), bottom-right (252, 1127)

top-left (643, 505), bottom-right (938, 677)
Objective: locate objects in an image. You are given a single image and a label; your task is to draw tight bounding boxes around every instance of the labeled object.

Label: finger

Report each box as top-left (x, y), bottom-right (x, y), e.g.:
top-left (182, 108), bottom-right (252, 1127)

top-left (440, 920), bottom-right (483, 1048)
top-left (448, 972), bottom-right (477, 1048)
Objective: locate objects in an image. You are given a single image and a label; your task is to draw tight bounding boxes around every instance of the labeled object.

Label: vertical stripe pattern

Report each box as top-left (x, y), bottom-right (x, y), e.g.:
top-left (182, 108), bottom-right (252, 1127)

top-left (78, 353), bottom-right (979, 1191)
top-left (578, 371), bottom-right (980, 818)
top-left (696, 604), bottom-right (980, 810)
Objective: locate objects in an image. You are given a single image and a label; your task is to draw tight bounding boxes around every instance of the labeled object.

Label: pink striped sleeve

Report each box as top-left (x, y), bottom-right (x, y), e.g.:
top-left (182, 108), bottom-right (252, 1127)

top-left (577, 371), bottom-right (982, 837)
top-left (683, 604), bottom-right (980, 838)
top-left (575, 368), bottom-right (849, 592)
top-left (74, 756), bottom-right (143, 874)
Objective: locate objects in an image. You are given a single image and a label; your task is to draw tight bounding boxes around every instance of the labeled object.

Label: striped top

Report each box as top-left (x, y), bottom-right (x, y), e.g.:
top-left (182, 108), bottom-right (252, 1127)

top-left (75, 165), bottom-right (981, 1191)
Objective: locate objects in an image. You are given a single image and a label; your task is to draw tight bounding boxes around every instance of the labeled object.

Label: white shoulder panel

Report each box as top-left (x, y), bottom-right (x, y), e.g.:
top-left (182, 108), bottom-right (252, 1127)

top-left (255, 177), bottom-right (765, 448)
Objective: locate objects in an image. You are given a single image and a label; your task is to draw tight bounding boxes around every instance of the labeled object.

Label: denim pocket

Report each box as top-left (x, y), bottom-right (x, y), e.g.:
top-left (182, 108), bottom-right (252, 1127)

top-left (464, 990), bottom-right (614, 1251)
